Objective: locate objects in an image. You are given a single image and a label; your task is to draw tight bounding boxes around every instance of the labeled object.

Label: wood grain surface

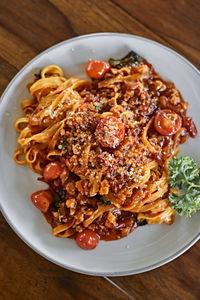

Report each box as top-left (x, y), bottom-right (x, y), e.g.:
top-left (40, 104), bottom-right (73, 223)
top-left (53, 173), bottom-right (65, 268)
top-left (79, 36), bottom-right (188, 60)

top-left (0, 1), bottom-right (199, 299)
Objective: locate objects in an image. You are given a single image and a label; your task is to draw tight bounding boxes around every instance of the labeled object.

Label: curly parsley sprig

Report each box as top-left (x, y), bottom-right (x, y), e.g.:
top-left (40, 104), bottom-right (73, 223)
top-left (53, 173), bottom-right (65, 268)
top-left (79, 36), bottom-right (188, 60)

top-left (168, 156), bottom-right (200, 217)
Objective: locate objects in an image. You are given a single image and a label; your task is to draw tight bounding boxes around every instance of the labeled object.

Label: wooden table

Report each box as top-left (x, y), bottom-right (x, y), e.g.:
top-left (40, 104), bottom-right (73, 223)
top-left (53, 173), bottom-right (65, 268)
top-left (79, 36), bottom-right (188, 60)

top-left (0, 1), bottom-right (199, 299)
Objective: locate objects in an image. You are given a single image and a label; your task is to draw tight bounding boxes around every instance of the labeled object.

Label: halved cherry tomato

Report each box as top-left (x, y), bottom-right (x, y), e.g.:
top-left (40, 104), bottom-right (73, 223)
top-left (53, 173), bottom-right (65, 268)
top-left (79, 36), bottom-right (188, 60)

top-left (183, 116), bottom-right (198, 138)
top-left (76, 229), bottom-right (99, 250)
top-left (95, 116), bottom-right (125, 148)
top-left (31, 189), bottom-right (53, 213)
top-left (86, 60), bottom-right (110, 79)
top-left (154, 109), bottom-right (182, 136)
top-left (43, 161), bottom-right (62, 181)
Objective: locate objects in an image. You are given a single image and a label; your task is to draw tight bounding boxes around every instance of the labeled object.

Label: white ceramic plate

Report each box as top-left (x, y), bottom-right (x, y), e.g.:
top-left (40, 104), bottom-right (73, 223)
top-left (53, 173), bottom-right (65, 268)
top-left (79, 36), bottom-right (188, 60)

top-left (0, 33), bottom-right (199, 276)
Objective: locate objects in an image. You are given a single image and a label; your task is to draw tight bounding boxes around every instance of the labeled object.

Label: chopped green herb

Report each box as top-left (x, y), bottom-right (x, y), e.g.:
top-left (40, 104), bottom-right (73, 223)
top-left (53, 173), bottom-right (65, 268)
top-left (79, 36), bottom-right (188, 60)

top-left (101, 199), bottom-right (112, 206)
top-left (61, 138), bottom-right (67, 150)
top-left (95, 102), bottom-right (105, 112)
top-left (109, 51), bottom-right (143, 69)
top-left (132, 216), bottom-right (147, 226)
top-left (58, 189), bottom-right (66, 200)
top-left (152, 99), bottom-right (160, 107)
top-left (136, 219), bottom-right (147, 226)
top-left (98, 195), bottom-right (112, 206)
top-left (54, 189), bottom-right (66, 209)
top-left (156, 102), bottom-right (160, 108)
top-left (168, 156), bottom-right (200, 216)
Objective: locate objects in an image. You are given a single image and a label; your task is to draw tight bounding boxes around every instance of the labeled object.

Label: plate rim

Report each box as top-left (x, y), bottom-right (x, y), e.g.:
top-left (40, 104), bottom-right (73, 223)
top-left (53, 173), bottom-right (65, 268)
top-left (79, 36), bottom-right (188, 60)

top-left (0, 32), bottom-right (199, 277)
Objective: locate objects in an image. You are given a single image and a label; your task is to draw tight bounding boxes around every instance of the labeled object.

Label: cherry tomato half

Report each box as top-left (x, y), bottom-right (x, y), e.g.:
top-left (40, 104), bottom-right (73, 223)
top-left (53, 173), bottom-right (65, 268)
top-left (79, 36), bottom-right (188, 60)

top-left (76, 229), bottom-right (100, 250)
top-left (43, 161), bottom-right (63, 181)
top-left (31, 189), bottom-right (53, 213)
top-left (183, 116), bottom-right (198, 138)
top-left (95, 116), bottom-right (125, 148)
top-left (86, 60), bottom-right (110, 79)
top-left (154, 109), bottom-right (182, 136)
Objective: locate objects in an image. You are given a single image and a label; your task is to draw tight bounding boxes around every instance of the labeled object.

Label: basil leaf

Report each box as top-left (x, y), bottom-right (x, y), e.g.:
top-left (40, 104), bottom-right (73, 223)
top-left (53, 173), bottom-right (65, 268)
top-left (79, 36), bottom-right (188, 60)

top-left (109, 51), bottom-right (143, 69)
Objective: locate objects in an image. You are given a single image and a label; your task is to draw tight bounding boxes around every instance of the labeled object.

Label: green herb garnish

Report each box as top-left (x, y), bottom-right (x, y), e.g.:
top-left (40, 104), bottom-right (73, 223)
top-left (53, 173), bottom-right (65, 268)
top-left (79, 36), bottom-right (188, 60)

top-left (99, 196), bottom-right (112, 206)
top-left (54, 189), bottom-right (66, 209)
top-left (101, 200), bottom-right (112, 205)
top-left (132, 216), bottom-right (147, 226)
top-left (109, 51), bottom-right (143, 69)
top-left (95, 195), bottom-right (112, 205)
top-left (95, 102), bottom-right (105, 112)
top-left (152, 98), bottom-right (160, 107)
top-left (168, 156), bottom-right (200, 216)
top-left (61, 138), bottom-right (67, 150)
top-left (156, 102), bottom-right (160, 108)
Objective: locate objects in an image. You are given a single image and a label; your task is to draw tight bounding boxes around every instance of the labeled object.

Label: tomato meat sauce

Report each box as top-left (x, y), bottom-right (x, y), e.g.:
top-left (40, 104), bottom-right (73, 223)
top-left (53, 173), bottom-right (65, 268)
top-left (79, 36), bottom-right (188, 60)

top-left (183, 116), bottom-right (198, 138)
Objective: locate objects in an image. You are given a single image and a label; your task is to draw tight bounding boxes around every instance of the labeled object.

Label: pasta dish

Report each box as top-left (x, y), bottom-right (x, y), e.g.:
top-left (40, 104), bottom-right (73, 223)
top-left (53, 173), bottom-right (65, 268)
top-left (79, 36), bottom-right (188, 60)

top-left (14, 51), bottom-right (197, 249)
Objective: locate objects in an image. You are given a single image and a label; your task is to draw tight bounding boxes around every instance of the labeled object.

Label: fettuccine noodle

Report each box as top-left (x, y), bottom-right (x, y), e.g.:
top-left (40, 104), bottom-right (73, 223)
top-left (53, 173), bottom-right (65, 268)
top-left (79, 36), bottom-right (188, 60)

top-left (14, 58), bottom-right (191, 245)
